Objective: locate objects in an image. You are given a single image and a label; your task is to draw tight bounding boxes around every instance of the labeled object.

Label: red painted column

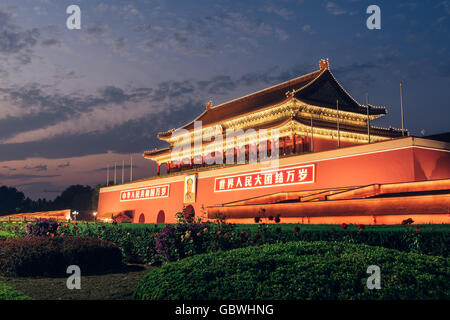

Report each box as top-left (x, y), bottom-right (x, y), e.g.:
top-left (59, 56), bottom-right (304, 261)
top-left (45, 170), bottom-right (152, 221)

top-left (292, 134), bottom-right (296, 154)
top-left (260, 140), bottom-right (266, 159)
top-left (157, 164), bottom-right (160, 176)
top-left (167, 161), bottom-right (171, 174)
top-left (245, 145), bottom-right (249, 163)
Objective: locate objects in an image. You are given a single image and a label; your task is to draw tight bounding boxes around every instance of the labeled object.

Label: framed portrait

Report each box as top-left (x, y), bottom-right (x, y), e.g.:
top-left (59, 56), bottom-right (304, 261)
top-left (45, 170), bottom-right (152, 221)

top-left (184, 174), bottom-right (197, 204)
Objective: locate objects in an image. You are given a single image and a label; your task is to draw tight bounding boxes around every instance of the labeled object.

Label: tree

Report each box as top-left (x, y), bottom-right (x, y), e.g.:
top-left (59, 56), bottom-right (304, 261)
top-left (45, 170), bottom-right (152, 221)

top-left (52, 185), bottom-right (95, 211)
top-left (91, 185), bottom-right (101, 211)
top-left (0, 186), bottom-right (26, 216)
top-left (0, 184), bottom-right (100, 216)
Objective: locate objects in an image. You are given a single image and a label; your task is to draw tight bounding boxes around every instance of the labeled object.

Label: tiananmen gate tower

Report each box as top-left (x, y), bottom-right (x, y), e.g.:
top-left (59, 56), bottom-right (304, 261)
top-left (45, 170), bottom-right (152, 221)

top-left (97, 59), bottom-right (450, 224)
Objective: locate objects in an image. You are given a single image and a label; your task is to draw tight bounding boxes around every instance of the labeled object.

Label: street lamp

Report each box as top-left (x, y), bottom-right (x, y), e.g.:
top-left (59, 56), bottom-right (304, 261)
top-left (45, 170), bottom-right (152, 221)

top-left (93, 211), bottom-right (97, 222)
top-left (72, 210), bottom-right (79, 221)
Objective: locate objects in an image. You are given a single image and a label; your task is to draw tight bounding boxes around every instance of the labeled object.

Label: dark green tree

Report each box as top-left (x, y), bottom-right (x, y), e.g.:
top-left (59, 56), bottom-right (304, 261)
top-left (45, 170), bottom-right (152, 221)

top-left (0, 186), bottom-right (26, 216)
top-left (52, 185), bottom-right (95, 211)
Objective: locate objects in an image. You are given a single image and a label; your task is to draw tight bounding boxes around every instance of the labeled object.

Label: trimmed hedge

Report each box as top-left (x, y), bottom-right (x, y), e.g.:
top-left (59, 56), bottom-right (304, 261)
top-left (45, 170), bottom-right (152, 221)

top-left (0, 283), bottom-right (31, 300)
top-left (2, 222), bottom-right (449, 265)
top-left (0, 230), bottom-right (15, 241)
top-left (49, 222), bottom-right (163, 265)
top-left (0, 224), bottom-right (26, 239)
top-left (250, 225), bottom-right (450, 257)
top-left (134, 241), bottom-right (450, 300)
top-left (145, 223), bottom-right (450, 264)
top-left (0, 236), bottom-right (124, 277)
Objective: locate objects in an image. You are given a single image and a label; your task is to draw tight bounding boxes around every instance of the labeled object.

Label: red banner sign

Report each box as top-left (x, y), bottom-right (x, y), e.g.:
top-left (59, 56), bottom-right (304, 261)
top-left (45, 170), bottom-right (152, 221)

top-left (214, 164), bottom-right (314, 192)
top-left (120, 184), bottom-right (170, 201)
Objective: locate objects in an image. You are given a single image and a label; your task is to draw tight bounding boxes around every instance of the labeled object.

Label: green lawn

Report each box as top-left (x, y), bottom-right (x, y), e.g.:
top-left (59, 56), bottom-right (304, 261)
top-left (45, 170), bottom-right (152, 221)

top-left (0, 283), bottom-right (31, 300)
top-left (0, 265), bottom-right (154, 300)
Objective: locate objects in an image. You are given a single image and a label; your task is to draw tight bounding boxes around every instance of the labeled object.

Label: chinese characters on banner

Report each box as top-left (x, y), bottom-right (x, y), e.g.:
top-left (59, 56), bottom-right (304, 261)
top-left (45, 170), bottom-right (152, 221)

top-left (214, 164), bottom-right (314, 192)
top-left (120, 184), bottom-right (170, 201)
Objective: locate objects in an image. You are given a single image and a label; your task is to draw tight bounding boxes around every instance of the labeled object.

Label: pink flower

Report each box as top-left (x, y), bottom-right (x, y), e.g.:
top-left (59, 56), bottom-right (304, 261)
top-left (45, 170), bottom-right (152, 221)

top-left (341, 223), bottom-right (348, 230)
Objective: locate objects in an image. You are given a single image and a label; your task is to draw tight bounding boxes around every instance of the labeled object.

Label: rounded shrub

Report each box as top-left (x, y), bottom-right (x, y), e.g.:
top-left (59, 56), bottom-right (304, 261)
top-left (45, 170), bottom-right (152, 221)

top-left (0, 283), bottom-right (31, 300)
top-left (134, 241), bottom-right (450, 300)
top-left (0, 236), bottom-right (124, 277)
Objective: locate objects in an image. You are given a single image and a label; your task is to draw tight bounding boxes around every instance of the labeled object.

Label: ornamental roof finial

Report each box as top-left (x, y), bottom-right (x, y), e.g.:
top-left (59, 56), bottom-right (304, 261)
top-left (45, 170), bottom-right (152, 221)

top-left (206, 100), bottom-right (213, 111)
top-left (319, 58), bottom-right (329, 70)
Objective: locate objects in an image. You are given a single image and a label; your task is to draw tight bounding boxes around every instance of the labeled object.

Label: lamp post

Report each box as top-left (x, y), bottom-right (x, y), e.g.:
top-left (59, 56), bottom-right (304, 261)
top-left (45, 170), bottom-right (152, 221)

top-left (93, 211), bottom-right (97, 222)
top-left (72, 210), bottom-right (79, 221)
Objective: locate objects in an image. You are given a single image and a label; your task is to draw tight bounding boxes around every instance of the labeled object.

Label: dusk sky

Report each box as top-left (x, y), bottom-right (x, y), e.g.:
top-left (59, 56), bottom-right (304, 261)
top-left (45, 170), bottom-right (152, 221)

top-left (0, 0), bottom-right (449, 200)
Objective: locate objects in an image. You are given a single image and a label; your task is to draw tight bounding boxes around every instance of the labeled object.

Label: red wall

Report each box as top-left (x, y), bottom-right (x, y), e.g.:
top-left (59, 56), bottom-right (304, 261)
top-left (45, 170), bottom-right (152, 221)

top-left (98, 144), bottom-right (450, 224)
top-left (412, 148), bottom-right (450, 180)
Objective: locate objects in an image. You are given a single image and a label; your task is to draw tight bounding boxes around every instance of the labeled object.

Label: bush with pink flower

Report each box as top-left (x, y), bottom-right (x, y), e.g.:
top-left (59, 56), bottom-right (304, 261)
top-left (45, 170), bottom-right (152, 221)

top-left (25, 218), bottom-right (59, 237)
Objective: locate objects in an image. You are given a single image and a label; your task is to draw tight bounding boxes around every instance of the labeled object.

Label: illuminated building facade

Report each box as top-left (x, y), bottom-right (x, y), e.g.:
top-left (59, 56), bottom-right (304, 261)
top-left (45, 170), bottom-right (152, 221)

top-left (97, 59), bottom-right (450, 224)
